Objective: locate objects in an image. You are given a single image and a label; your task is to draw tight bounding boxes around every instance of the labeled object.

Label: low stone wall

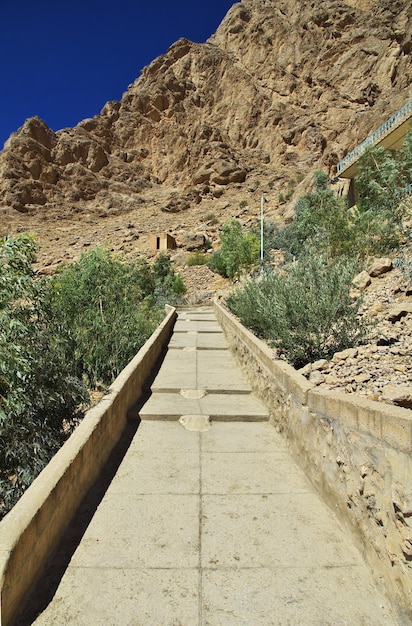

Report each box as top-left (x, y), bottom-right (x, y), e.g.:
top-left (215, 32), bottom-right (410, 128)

top-left (0, 306), bottom-right (176, 626)
top-left (214, 300), bottom-right (412, 622)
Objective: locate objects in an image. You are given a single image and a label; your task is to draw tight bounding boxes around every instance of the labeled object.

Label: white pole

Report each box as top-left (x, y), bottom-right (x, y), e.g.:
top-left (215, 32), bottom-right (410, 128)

top-left (260, 196), bottom-right (265, 275)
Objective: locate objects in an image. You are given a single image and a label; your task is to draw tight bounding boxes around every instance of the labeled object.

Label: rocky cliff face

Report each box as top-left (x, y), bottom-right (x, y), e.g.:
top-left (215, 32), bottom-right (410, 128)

top-left (0, 0), bottom-right (411, 233)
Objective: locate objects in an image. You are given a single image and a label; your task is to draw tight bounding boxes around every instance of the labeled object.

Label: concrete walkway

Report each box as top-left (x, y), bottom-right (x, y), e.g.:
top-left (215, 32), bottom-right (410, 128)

top-left (31, 307), bottom-right (396, 625)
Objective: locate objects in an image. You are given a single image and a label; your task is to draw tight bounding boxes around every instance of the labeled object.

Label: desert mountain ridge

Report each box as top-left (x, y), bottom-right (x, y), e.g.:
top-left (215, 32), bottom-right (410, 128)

top-left (0, 0), bottom-right (411, 271)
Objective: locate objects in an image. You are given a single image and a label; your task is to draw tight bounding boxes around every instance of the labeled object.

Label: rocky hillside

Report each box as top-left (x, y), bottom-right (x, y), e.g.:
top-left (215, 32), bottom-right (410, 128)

top-left (0, 0), bottom-right (411, 267)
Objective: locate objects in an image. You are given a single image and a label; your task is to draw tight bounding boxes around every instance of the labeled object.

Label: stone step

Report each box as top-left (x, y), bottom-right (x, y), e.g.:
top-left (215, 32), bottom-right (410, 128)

top-left (139, 391), bottom-right (269, 421)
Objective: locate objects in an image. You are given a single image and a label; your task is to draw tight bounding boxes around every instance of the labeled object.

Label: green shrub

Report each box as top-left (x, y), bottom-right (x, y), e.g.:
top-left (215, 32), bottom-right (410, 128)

top-left (227, 253), bottom-right (366, 368)
top-left (276, 169), bottom-right (403, 260)
top-left (355, 130), bottom-right (412, 214)
top-left (187, 251), bottom-right (208, 266)
top-left (0, 241), bottom-right (187, 518)
top-left (208, 219), bottom-right (260, 279)
top-left (0, 235), bottom-right (88, 518)
top-left (349, 133), bottom-right (412, 254)
top-left (394, 252), bottom-right (412, 287)
top-left (47, 249), bottom-right (177, 387)
top-left (276, 171), bottom-right (358, 259)
top-left (151, 253), bottom-right (187, 305)
top-left (205, 211), bottom-right (218, 224)
top-left (239, 199), bottom-right (248, 208)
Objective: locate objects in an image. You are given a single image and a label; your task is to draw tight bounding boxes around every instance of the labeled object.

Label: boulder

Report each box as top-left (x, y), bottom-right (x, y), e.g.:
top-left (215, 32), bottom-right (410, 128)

top-left (182, 232), bottom-right (207, 251)
top-left (352, 270), bottom-right (371, 290)
top-left (381, 385), bottom-right (412, 409)
top-left (368, 258), bottom-right (393, 277)
top-left (387, 303), bottom-right (412, 323)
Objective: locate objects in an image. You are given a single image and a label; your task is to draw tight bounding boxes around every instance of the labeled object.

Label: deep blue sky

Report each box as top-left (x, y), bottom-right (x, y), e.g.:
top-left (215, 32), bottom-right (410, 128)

top-left (0, 1), bottom-right (236, 149)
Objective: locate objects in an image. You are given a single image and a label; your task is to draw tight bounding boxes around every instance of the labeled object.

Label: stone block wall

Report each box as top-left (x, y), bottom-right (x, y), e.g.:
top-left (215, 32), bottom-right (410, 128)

top-left (214, 300), bottom-right (412, 622)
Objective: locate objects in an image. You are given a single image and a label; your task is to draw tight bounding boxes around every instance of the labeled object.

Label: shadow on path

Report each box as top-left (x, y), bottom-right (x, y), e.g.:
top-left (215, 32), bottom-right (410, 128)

top-left (14, 346), bottom-right (170, 625)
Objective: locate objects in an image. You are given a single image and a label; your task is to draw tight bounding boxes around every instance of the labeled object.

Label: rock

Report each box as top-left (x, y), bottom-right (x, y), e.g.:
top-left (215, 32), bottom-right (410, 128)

top-left (193, 166), bottom-right (213, 185)
top-left (181, 232), bottom-right (207, 251)
top-left (0, 0), bottom-right (409, 217)
top-left (324, 375), bottom-right (341, 385)
top-left (367, 302), bottom-right (386, 317)
top-left (211, 161), bottom-right (247, 185)
top-left (170, 251), bottom-right (187, 267)
top-left (309, 370), bottom-right (325, 385)
top-left (354, 373), bottom-right (371, 383)
top-left (392, 484), bottom-right (412, 517)
top-left (311, 359), bottom-right (329, 371)
top-left (387, 303), bottom-right (412, 323)
top-left (368, 258), bottom-right (393, 277)
top-left (381, 385), bottom-right (412, 409)
top-left (299, 363), bottom-right (312, 376)
top-left (332, 348), bottom-right (358, 362)
top-left (376, 334), bottom-right (398, 346)
top-left (352, 270), bottom-right (371, 290)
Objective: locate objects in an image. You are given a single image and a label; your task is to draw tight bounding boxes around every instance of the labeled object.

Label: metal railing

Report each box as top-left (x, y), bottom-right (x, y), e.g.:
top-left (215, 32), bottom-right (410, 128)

top-left (337, 100), bottom-right (412, 175)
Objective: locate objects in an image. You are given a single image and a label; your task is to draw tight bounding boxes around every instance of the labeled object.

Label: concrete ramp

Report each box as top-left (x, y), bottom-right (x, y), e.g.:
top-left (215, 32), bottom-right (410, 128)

top-left (24, 307), bottom-right (396, 625)
top-left (140, 307), bottom-right (268, 421)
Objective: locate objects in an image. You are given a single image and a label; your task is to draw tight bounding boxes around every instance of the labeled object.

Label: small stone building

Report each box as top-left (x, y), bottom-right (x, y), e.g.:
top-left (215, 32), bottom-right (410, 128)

top-left (149, 233), bottom-right (177, 251)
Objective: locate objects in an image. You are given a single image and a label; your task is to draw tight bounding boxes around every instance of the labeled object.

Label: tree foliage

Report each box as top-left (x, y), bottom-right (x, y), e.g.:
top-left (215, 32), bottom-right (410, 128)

top-left (355, 129), bottom-right (412, 214)
top-left (0, 241), bottom-right (186, 518)
top-left (275, 147), bottom-right (412, 261)
top-left (0, 235), bottom-right (88, 518)
top-left (47, 249), bottom-right (186, 387)
top-left (276, 171), bottom-right (358, 259)
top-left (208, 219), bottom-right (260, 278)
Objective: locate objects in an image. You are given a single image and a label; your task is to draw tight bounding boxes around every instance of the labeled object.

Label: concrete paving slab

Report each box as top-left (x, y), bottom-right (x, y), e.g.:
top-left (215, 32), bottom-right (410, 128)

top-left (178, 307), bottom-right (215, 319)
top-left (197, 349), bottom-right (240, 369)
top-left (70, 493), bottom-right (199, 569)
top-left (151, 349), bottom-right (196, 391)
top-left (109, 450), bottom-right (200, 494)
top-left (196, 373), bottom-right (251, 393)
top-left (140, 392), bottom-right (269, 420)
top-left (34, 568), bottom-right (199, 626)
top-left (201, 492), bottom-right (359, 569)
top-left (202, 452), bottom-right (311, 494)
top-left (201, 421), bottom-right (286, 453)
top-left (200, 393), bottom-right (268, 420)
top-left (130, 420), bottom-right (200, 452)
top-left (202, 567), bottom-right (394, 626)
top-left (169, 332), bottom-right (229, 349)
top-left (154, 348), bottom-right (250, 393)
top-left (197, 350), bottom-right (251, 392)
top-left (179, 314), bottom-right (216, 321)
top-left (174, 320), bottom-right (222, 333)
top-left (139, 393), bottom-right (202, 419)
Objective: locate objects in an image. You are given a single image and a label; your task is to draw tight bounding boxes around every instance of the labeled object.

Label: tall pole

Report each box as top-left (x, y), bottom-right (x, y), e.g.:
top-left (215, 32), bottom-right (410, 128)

top-left (260, 196), bottom-right (265, 276)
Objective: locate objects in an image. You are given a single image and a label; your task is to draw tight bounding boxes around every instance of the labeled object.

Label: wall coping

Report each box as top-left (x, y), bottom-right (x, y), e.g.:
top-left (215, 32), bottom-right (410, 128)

top-left (214, 298), bottom-right (412, 453)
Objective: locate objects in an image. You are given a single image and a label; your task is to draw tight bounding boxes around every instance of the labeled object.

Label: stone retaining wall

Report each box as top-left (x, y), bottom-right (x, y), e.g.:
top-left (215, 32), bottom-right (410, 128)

top-left (0, 306), bottom-right (177, 626)
top-left (214, 300), bottom-right (412, 622)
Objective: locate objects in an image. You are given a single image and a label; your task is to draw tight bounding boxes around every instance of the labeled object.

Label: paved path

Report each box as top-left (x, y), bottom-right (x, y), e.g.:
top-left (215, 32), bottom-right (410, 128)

top-left (32, 307), bottom-right (396, 625)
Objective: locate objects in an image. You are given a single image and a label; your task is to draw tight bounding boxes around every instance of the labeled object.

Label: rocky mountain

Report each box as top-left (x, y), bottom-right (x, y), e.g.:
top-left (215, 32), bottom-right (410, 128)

top-left (0, 0), bottom-right (411, 262)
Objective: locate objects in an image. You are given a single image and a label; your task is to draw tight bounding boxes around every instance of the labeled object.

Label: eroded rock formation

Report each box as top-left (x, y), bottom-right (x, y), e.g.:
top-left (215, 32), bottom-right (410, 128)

top-left (0, 0), bottom-right (410, 218)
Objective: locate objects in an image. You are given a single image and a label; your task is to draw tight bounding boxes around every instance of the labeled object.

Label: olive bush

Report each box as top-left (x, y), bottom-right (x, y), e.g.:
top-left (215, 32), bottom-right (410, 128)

top-left (227, 253), bottom-right (366, 368)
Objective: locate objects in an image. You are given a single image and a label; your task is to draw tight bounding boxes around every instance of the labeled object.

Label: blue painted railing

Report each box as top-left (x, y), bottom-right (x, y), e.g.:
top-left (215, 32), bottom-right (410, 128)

top-left (337, 100), bottom-right (412, 175)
